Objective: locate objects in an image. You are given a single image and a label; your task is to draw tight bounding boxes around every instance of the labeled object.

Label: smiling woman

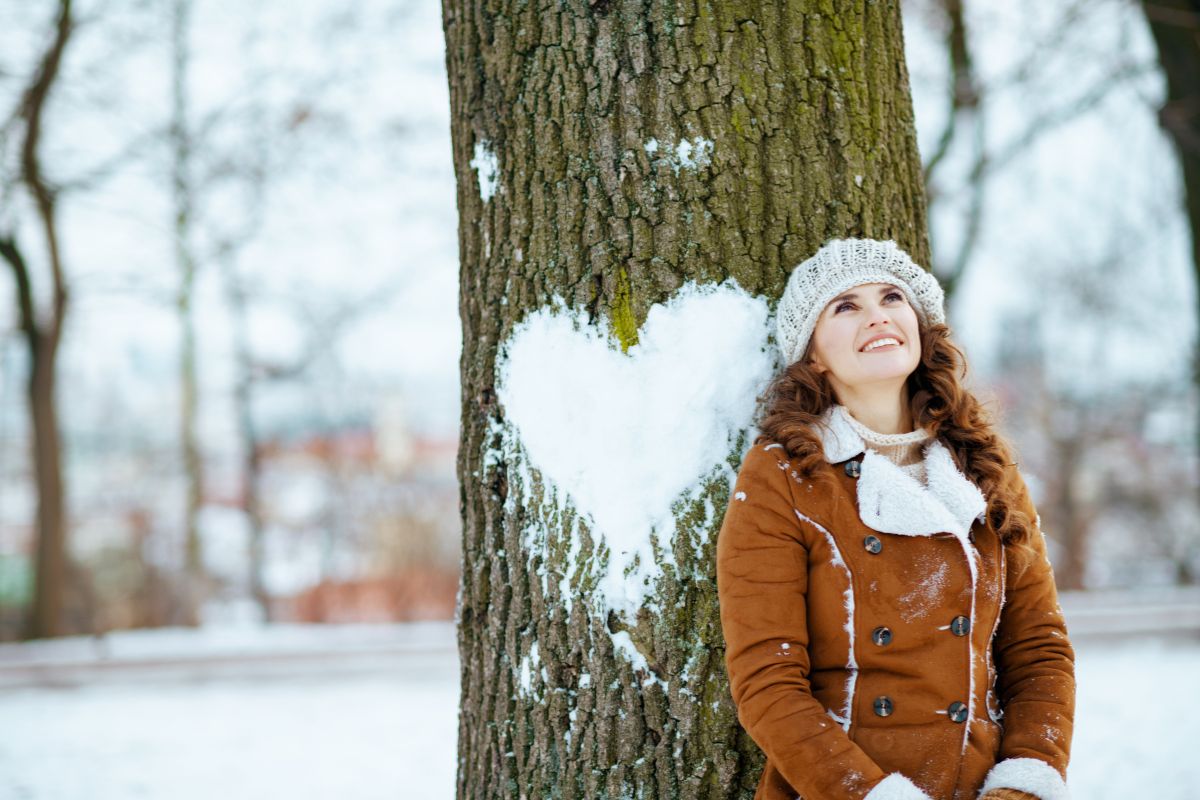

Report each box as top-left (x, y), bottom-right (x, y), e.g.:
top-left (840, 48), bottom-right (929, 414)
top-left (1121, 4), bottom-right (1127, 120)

top-left (716, 238), bottom-right (1075, 800)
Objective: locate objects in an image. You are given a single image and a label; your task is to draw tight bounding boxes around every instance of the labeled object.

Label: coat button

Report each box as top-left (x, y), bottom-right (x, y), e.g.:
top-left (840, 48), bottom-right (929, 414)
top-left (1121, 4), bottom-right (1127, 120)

top-left (873, 696), bottom-right (894, 717)
top-left (863, 535), bottom-right (883, 554)
top-left (950, 615), bottom-right (971, 636)
top-left (948, 701), bottom-right (968, 723)
top-left (844, 459), bottom-right (861, 478)
top-left (872, 626), bottom-right (893, 646)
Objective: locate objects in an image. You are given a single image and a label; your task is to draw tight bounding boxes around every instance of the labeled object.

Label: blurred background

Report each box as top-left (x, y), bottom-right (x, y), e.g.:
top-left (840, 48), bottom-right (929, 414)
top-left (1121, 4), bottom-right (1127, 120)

top-left (0, 0), bottom-right (1197, 798)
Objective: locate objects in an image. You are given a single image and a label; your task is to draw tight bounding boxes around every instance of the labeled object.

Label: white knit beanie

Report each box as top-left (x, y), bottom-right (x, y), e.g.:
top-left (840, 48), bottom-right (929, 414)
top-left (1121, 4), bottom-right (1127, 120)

top-left (775, 237), bottom-right (946, 367)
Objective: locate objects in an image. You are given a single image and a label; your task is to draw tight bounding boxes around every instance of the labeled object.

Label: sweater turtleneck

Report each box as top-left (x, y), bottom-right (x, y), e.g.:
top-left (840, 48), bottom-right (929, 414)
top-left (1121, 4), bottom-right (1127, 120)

top-left (835, 404), bottom-right (932, 484)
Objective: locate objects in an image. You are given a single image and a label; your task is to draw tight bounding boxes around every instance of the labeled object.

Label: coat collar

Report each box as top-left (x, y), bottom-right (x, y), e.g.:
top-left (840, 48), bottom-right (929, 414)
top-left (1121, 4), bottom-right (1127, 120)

top-left (814, 405), bottom-right (987, 543)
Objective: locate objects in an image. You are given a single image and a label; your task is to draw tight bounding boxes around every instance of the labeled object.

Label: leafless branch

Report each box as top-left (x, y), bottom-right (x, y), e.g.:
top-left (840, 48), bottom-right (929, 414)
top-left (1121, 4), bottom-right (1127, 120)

top-left (18, 0), bottom-right (73, 339)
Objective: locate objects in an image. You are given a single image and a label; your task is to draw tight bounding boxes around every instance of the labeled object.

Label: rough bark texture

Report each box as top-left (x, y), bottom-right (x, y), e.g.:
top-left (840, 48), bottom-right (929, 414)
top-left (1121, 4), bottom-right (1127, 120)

top-left (443, 2), bottom-right (930, 797)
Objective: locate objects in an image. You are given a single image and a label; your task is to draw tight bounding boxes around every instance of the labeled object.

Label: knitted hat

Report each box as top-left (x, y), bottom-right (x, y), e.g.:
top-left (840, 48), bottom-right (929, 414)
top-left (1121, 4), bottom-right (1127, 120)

top-left (775, 238), bottom-right (946, 367)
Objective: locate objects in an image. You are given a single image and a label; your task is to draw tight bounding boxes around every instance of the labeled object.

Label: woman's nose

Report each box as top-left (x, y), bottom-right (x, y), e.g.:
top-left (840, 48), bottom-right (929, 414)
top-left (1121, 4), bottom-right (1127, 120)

top-left (866, 306), bottom-right (891, 326)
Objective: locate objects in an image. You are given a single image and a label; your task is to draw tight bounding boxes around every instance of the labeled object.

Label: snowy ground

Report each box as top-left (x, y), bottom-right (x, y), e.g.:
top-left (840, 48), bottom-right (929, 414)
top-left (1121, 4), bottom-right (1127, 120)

top-left (0, 623), bottom-right (1196, 799)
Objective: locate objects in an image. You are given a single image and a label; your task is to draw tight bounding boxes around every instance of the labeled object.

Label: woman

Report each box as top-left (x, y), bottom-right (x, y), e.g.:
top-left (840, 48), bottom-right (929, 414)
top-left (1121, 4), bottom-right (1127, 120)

top-left (716, 238), bottom-right (1074, 800)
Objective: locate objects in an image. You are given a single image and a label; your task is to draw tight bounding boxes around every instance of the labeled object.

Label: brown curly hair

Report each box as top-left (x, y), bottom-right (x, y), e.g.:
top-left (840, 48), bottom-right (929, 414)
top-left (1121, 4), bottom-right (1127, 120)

top-left (756, 318), bottom-right (1035, 551)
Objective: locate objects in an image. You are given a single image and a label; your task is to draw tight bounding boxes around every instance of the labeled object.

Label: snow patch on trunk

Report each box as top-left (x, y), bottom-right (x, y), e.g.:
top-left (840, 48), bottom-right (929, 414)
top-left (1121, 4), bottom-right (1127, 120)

top-left (644, 136), bottom-right (714, 173)
top-left (470, 140), bottom-right (498, 201)
top-left (488, 280), bottom-right (775, 666)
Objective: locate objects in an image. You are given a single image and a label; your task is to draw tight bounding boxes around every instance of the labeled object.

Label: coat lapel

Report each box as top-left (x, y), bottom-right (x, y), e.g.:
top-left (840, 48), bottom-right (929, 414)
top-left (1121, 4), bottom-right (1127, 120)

top-left (814, 405), bottom-right (987, 543)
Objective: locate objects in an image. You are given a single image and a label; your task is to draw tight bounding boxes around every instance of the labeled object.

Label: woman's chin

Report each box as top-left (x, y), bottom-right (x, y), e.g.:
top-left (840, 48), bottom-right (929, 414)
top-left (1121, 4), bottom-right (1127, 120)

top-left (854, 364), bottom-right (917, 384)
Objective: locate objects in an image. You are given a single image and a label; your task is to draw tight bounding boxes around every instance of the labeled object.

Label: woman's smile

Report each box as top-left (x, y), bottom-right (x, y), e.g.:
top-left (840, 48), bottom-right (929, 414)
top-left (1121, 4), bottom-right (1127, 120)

top-left (860, 337), bottom-right (903, 353)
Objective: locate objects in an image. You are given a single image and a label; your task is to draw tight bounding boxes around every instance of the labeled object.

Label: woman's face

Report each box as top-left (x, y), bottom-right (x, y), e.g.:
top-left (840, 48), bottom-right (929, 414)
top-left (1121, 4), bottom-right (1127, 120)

top-left (806, 282), bottom-right (921, 398)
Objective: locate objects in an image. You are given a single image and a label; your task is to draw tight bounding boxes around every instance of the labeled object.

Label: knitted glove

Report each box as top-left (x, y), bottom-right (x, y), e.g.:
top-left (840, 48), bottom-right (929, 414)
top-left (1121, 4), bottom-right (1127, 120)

top-left (979, 790), bottom-right (1040, 800)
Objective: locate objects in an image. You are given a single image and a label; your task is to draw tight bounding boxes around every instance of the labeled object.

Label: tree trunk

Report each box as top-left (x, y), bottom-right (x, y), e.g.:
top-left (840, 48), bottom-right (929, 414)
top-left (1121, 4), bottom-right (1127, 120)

top-left (443, 2), bottom-right (930, 797)
top-left (26, 333), bottom-right (68, 639)
top-left (1140, 0), bottom-right (1200, 459)
top-left (0, 0), bottom-right (74, 641)
top-left (225, 265), bottom-right (271, 621)
top-left (1049, 431), bottom-right (1088, 592)
top-left (170, 0), bottom-right (207, 627)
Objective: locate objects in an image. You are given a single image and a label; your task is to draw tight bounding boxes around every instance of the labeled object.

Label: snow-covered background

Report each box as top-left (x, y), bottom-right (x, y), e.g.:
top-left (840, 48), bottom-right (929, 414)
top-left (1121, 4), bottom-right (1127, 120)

top-left (0, 0), bottom-right (1198, 797)
top-left (0, 0), bottom-right (1192, 618)
top-left (0, 620), bottom-right (1197, 799)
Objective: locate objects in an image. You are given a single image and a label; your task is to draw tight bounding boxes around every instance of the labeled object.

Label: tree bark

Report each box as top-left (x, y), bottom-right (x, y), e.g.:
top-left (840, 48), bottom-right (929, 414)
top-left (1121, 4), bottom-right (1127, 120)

top-left (443, 2), bottom-right (930, 796)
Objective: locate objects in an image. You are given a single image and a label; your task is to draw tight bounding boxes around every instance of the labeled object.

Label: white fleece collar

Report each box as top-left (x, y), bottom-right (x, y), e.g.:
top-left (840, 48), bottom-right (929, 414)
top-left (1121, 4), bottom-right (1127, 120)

top-left (815, 405), bottom-right (987, 543)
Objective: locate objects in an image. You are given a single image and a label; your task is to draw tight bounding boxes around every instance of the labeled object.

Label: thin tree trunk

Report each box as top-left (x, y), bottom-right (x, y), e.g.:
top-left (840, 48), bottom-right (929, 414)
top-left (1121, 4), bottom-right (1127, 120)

top-left (170, 0), bottom-right (206, 626)
top-left (923, 0), bottom-right (985, 301)
top-left (444, 2), bottom-right (930, 796)
top-left (0, 0), bottom-right (74, 641)
top-left (225, 268), bottom-right (271, 621)
top-left (26, 334), bottom-right (67, 639)
top-left (1051, 433), bottom-right (1088, 591)
top-left (0, 237), bottom-right (70, 641)
top-left (1140, 0), bottom-right (1200, 459)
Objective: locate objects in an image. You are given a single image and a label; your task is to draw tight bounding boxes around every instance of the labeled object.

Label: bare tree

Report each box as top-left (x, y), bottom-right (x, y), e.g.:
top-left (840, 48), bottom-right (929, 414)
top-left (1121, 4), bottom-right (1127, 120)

top-left (991, 227), bottom-right (1198, 590)
top-left (0, 0), bottom-right (74, 640)
top-left (1140, 0), bottom-right (1200, 455)
top-left (916, 0), bottom-right (1155, 300)
top-left (166, 0), bottom-right (210, 627)
top-left (920, 0), bottom-right (984, 299)
top-left (162, 0), bottom-right (344, 624)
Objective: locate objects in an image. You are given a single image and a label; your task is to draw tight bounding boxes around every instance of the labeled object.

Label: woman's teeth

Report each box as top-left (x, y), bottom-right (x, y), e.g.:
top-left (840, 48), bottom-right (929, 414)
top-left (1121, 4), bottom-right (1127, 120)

top-left (862, 338), bottom-right (901, 352)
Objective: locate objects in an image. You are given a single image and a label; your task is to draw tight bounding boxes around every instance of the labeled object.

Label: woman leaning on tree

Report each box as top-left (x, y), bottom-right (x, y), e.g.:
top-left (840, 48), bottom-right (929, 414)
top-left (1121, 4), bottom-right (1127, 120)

top-left (716, 238), bottom-right (1074, 800)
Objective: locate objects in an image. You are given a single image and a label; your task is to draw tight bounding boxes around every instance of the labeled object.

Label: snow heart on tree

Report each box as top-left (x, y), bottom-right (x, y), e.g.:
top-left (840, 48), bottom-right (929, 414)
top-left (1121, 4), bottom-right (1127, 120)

top-left (493, 279), bottom-right (775, 664)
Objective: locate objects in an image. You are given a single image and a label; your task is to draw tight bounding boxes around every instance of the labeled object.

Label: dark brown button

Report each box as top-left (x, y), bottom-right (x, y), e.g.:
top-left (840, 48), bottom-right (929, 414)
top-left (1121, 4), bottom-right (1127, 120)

top-left (951, 615), bottom-right (971, 636)
top-left (948, 701), bottom-right (968, 723)
top-left (873, 696), bottom-right (893, 717)
top-left (844, 460), bottom-right (861, 478)
top-left (872, 626), bottom-right (893, 646)
top-left (863, 535), bottom-right (883, 554)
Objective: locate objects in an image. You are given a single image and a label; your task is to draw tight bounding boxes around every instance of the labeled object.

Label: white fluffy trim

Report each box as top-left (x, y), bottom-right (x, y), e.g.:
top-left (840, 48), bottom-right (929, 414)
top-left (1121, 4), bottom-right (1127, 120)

top-left (979, 757), bottom-right (1070, 800)
top-left (813, 405), bottom-right (986, 543)
top-left (864, 773), bottom-right (934, 800)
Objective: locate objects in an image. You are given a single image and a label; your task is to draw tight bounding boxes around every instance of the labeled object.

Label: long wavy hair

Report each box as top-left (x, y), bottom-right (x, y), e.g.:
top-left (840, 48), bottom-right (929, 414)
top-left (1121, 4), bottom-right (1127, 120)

top-left (756, 317), bottom-right (1035, 551)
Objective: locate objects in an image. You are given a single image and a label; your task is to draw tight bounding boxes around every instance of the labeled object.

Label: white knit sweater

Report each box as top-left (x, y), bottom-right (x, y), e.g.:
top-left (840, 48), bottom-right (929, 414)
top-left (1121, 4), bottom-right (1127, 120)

top-left (836, 405), bottom-right (933, 484)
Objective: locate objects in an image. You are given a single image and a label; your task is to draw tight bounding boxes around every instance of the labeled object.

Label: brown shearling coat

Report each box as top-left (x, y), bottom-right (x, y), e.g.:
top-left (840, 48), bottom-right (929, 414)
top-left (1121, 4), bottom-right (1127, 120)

top-left (716, 406), bottom-right (1075, 800)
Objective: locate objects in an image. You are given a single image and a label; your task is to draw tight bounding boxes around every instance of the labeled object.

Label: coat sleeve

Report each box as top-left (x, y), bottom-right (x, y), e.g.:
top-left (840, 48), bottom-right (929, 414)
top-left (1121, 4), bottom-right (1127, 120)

top-left (979, 469), bottom-right (1075, 800)
top-left (717, 444), bottom-right (928, 800)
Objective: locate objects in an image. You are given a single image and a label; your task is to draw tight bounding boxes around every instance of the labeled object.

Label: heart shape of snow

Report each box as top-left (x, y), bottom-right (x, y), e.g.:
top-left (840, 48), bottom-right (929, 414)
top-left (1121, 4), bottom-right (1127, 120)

top-left (497, 280), bottom-right (775, 616)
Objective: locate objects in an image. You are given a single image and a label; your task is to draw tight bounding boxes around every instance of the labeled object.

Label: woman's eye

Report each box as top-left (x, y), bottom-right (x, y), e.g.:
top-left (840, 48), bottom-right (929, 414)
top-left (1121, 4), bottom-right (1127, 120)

top-left (834, 292), bottom-right (902, 313)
